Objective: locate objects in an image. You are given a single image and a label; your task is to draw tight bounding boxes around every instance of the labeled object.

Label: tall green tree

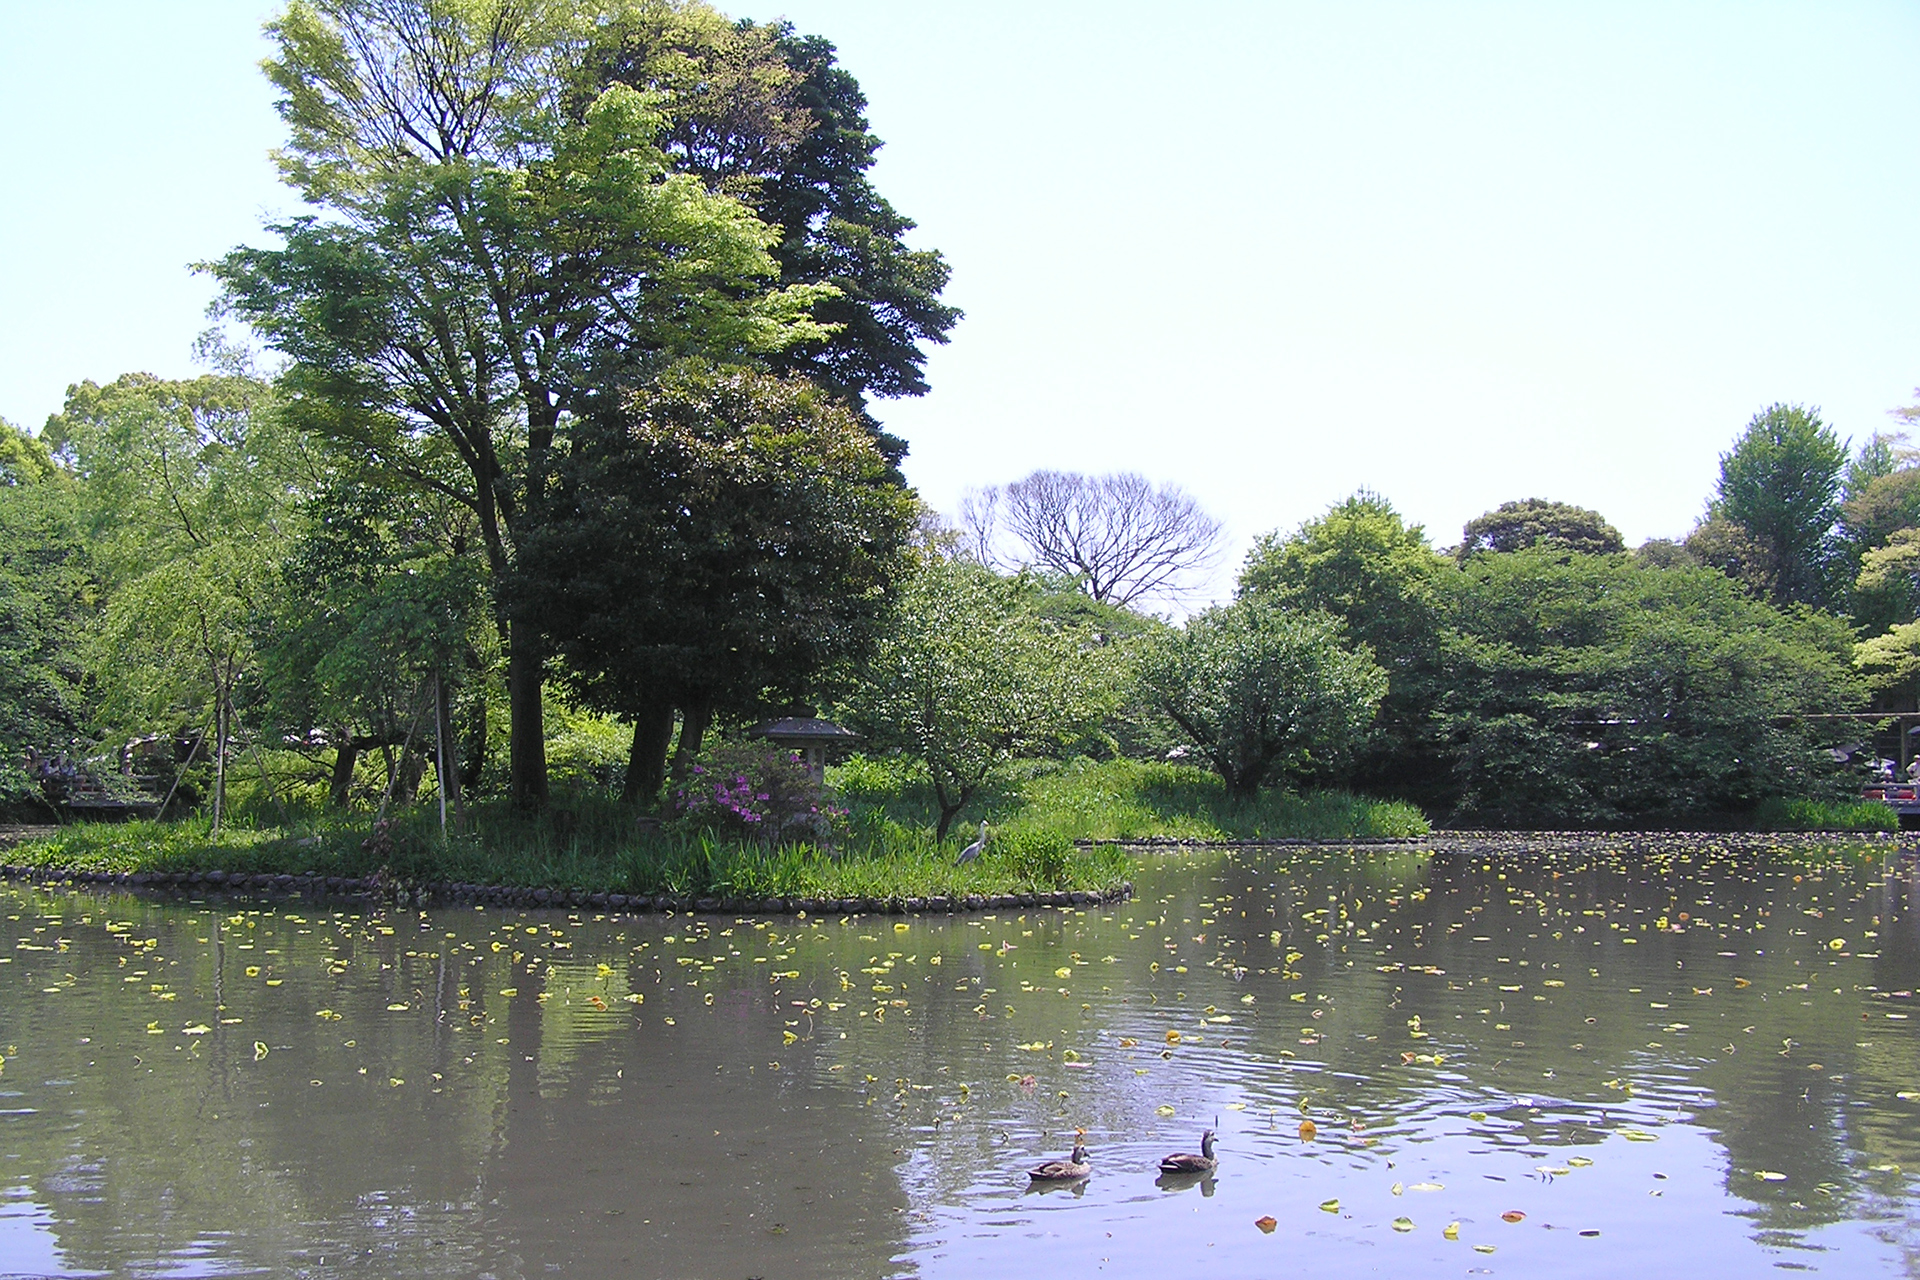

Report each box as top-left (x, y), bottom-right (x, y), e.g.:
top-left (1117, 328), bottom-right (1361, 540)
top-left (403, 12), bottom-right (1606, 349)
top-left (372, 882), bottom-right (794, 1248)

top-left (43, 373), bottom-right (304, 829)
top-left (1436, 550), bottom-right (1859, 826)
top-left (1714, 403), bottom-right (1847, 608)
top-left (1457, 498), bottom-right (1624, 558)
top-left (212, 0), bottom-right (837, 806)
top-left (1237, 492), bottom-right (1446, 796)
top-left (840, 557), bottom-right (1118, 838)
top-left (512, 363), bottom-right (917, 803)
top-left (589, 5), bottom-right (961, 455)
top-left (0, 420), bottom-right (90, 811)
top-left (1136, 598), bottom-right (1386, 801)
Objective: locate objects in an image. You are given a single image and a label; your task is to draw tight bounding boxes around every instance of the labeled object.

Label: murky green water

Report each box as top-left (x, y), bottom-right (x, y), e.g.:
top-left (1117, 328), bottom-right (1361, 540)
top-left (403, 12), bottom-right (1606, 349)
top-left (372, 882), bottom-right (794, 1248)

top-left (1, 835), bottom-right (1917, 1278)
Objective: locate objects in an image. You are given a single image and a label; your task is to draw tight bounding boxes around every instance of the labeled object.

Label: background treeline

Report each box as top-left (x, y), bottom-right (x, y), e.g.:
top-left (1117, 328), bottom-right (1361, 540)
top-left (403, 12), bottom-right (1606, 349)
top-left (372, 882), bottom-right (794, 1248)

top-left (0, 1), bottom-right (1910, 841)
top-left (1236, 401), bottom-right (1920, 827)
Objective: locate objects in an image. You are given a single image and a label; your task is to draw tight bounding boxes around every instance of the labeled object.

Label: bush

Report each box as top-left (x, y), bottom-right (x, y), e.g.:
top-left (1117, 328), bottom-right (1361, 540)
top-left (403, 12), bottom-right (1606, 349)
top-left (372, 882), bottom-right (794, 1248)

top-left (671, 742), bottom-right (844, 846)
top-left (995, 828), bottom-right (1072, 881)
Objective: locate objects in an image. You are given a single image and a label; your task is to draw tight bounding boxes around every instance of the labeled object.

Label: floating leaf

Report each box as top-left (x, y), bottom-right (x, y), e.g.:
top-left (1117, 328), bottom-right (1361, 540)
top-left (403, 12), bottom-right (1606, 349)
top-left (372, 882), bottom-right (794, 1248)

top-left (1156, 1104), bottom-right (1177, 1116)
top-left (1254, 1215), bottom-right (1278, 1234)
top-left (182, 1024), bottom-right (211, 1036)
top-left (499, 988), bottom-right (518, 998)
top-left (1409, 1182), bottom-right (1444, 1192)
top-left (1618, 1128), bottom-right (1659, 1142)
top-left (1579, 1229), bottom-right (1601, 1238)
top-left (1319, 1198), bottom-right (1340, 1214)
top-left (1165, 1030), bottom-right (1182, 1044)
top-left (1474, 1244), bottom-right (1497, 1254)
top-left (253, 1041), bottom-right (268, 1061)
top-left (1299, 1119), bottom-right (1317, 1140)
top-left (1755, 1170), bottom-right (1787, 1181)
top-left (1391, 1216), bottom-right (1415, 1232)
top-left (1443, 1221), bottom-right (1460, 1240)
top-left (1054, 967), bottom-right (1072, 979)
top-left (1897, 1091), bottom-right (1919, 1101)
top-left (1501, 1210), bottom-right (1526, 1223)
top-left (385, 1003), bottom-right (409, 1012)
top-left (1568, 1156), bottom-right (1594, 1167)
top-left (782, 1031), bottom-right (798, 1046)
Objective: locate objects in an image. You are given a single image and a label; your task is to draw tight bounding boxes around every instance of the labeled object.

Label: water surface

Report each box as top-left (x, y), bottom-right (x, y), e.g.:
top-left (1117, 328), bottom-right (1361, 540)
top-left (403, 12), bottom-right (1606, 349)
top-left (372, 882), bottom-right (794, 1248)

top-left (0, 835), bottom-right (1916, 1277)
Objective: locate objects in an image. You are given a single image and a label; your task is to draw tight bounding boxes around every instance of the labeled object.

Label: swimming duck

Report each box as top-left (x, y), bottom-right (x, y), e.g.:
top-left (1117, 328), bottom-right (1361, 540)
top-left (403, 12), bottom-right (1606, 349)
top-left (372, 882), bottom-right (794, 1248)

top-left (1028, 1139), bottom-right (1092, 1181)
top-left (1158, 1128), bottom-right (1217, 1174)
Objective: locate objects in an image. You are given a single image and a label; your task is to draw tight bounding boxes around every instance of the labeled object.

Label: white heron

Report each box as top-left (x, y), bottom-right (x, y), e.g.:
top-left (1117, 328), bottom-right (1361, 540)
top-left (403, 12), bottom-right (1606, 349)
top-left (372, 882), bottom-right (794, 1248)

top-left (954, 820), bottom-right (989, 865)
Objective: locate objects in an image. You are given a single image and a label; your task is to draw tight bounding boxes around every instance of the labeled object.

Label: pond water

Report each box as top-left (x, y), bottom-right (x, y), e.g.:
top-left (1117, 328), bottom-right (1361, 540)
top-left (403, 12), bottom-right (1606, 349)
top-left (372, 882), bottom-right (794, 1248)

top-left (0, 835), bottom-right (1917, 1279)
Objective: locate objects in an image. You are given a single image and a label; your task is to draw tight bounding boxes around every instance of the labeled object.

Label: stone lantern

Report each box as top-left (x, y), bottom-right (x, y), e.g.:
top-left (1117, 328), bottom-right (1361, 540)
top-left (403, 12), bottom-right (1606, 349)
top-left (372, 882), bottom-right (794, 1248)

top-left (749, 716), bottom-right (862, 784)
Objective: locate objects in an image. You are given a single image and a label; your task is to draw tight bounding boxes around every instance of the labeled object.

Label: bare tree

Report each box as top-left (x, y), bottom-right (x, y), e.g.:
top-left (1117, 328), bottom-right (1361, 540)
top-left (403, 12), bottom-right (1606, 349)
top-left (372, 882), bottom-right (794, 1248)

top-left (955, 485), bottom-right (1004, 567)
top-left (993, 470), bottom-right (1225, 607)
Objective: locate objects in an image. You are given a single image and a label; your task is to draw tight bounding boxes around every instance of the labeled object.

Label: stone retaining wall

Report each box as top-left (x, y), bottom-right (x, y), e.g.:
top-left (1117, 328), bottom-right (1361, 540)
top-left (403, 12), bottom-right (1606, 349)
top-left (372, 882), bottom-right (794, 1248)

top-left (0, 862), bottom-right (1133, 915)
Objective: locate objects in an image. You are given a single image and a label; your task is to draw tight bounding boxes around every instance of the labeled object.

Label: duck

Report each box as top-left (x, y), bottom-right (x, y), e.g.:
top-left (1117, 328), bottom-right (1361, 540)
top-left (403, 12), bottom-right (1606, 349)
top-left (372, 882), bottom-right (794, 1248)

top-left (1028, 1136), bottom-right (1092, 1181)
top-left (1158, 1128), bottom-right (1217, 1174)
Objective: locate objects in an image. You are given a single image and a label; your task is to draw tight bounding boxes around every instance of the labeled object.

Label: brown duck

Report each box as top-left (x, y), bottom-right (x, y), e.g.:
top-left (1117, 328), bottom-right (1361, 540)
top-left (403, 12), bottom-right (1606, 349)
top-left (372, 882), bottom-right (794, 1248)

top-left (1028, 1137), bottom-right (1092, 1181)
top-left (1158, 1128), bottom-right (1217, 1174)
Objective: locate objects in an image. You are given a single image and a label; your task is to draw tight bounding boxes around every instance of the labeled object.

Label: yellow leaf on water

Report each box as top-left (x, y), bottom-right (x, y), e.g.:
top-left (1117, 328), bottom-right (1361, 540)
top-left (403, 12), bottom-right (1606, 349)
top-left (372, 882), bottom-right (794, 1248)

top-left (1299, 1120), bottom-right (1317, 1140)
top-left (182, 1024), bottom-right (211, 1035)
top-left (894, 923), bottom-right (909, 933)
top-left (1474, 1244), bottom-right (1497, 1254)
top-left (499, 988), bottom-right (518, 997)
top-left (388, 1077), bottom-right (404, 1087)
top-left (1254, 1215), bottom-right (1278, 1234)
top-left (1319, 1198), bottom-right (1340, 1213)
top-left (1055, 967), bottom-right (1072, 979)
top-left (1391, 1181), bottom-right (1403, 1195)
top-left (244, 966), bottom-right (260, 977)
top-left (1409, 1182), bottom-right (1444, 1192)
top-left (1156, 1104), bottom-right (1177, 1116)
top-left (782, 1031), bottom-right (798, 1045)
top-left (1443, 1221), bottom-right (1460, 1240)
top-left (1165, 1031), bottom-right (1182, 1044)
top-left (1619, 1128), bottom-right (1659, 1142)
top-left (1224, 1102), bottom-right (1247, 1110)
top-left (265, 979), bottom-right (282, 987)
top-left (386, 1003), bottom-right (409, 1012)
top-left (1755, 1170), bottom-right (1787, 1181)
top-left (1392, 1217), bottom-right (1414, 1233)
top-left (1896, 1091), bottom-right (1919, 1101)
top-left (253, 1041), bottom-right (268, 1061)
top-left (1568, 1156), bottom-right (1594, 1167)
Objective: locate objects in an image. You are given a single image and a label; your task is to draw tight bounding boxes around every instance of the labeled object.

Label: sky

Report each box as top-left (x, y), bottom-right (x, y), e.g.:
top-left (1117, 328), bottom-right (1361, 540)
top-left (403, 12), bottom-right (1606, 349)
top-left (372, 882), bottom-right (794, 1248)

top-left (3, 1), bottom-right (1918, 605)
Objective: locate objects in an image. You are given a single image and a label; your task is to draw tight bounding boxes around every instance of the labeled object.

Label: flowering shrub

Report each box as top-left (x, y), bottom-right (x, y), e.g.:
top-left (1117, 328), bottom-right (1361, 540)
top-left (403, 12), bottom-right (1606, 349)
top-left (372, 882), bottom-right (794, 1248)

top-left (672, 742), bottom-right (846, 847)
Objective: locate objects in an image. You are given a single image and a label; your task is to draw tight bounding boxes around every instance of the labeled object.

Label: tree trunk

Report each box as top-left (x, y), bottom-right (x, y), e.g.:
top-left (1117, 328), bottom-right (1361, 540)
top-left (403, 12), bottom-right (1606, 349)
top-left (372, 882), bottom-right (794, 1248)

top-left (671, 693), bottom-right (714, 778)
top-left (507, 619), bottom-right (548, 808)
top-left (623, 699), bottom-right (676, 805)
top-left (329, 734), bottom-right (359, 809)
top-left (461, 686), bottom-right (487, 799)
top-left (212, 694), bottom-right (227, 835)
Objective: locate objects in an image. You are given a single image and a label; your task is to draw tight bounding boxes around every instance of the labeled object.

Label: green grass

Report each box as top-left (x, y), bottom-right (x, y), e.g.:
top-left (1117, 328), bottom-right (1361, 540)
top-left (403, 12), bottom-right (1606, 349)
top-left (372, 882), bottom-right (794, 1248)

top-left (0, 795), bottom-right (1130, 900)
top-left (1750, 796), bottom-right (1899, 833)
top-left (830, 756), bottom-right (1430, 842)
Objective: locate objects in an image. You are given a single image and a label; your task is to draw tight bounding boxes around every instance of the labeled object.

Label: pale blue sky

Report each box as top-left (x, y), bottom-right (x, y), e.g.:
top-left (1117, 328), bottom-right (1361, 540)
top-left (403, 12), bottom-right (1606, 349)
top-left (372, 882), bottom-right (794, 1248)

top-left (4, 2), bottom-right (1917, 602)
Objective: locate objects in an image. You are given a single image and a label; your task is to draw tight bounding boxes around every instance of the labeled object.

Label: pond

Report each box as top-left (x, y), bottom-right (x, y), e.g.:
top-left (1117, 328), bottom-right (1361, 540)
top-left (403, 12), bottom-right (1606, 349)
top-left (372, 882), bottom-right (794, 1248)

top-left (0, 835), bottom-right (1916, 1278)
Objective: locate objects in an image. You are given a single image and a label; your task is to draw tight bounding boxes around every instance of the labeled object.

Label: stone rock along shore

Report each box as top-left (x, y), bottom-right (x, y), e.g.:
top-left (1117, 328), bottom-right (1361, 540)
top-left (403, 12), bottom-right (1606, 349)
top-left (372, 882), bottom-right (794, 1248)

top-left (0, 862), bottom-right (1134, 915)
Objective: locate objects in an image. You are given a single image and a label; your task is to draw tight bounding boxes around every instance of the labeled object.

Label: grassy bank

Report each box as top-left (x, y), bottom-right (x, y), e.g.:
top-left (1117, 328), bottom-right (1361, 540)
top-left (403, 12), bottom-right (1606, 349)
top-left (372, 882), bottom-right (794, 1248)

top-left (0, 797), bottom-right (1131, 901)
top-left (1, 756), bottom-right (1430, 902)
top-left (1750, 796), bottom-right (1899, 833)
top-left (832, 756), bottom-right (1431, 842)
